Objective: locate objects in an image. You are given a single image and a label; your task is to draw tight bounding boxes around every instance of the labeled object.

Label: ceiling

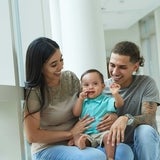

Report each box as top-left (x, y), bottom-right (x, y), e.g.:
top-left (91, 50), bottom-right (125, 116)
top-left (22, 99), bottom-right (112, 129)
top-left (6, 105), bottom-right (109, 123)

top-left (101, 0), bottom-right (160, 30)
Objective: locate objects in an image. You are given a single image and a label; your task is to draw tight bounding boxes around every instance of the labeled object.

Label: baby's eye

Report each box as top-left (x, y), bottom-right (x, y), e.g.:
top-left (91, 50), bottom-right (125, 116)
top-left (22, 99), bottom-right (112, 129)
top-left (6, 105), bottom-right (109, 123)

top-left (83, 83), bottom-right (89, 87)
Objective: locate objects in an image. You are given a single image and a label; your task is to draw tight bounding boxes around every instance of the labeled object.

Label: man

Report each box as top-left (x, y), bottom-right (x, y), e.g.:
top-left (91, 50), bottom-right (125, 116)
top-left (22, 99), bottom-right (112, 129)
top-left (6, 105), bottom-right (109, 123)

top-left (102, 41), bottom-right (160, 160)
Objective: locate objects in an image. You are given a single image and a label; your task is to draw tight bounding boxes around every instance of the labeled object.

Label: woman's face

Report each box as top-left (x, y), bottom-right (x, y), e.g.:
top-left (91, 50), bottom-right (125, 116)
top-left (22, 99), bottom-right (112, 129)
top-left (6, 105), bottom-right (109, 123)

top-left (109, 53), bottom-right (139, 88)
top-left (42, 49), bottom-right (64, 86)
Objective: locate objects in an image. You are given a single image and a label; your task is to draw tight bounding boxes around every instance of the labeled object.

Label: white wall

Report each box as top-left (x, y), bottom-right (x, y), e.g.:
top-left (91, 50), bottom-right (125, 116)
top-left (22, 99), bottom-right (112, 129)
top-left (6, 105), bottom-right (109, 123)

top-left (18, 0), bottom-right (52, 81)
top-left (0, 1), bottom-right (15, 85)
top-left (104, 23), bottom-right (141, 57)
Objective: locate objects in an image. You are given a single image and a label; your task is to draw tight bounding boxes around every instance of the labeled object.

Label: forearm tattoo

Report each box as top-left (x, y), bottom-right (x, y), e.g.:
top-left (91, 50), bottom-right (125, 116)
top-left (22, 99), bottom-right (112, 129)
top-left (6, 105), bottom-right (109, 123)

top-left (134, 102), bottom-right (157, 127)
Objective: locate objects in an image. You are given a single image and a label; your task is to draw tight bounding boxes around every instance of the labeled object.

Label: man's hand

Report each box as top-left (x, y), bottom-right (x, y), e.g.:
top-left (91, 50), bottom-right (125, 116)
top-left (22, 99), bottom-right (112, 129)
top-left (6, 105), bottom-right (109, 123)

top-left (107, 116), bottom-right (128, 146)
top-left (97, 113), bottom-right (118, 131)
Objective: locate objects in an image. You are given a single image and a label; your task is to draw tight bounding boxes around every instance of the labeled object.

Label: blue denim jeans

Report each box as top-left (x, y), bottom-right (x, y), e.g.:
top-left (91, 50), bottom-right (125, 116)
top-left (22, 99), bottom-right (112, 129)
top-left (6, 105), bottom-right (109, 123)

top-left (98, 143), bottom-right (134, 160)
top-left (132, 125), bottom-right (160, 160)
top-left (32, 125), bottom-right (160, 160)
top-left (32, 143), bottom-right (133, 160)
top-left (32, 146), bottom-right (106, 160)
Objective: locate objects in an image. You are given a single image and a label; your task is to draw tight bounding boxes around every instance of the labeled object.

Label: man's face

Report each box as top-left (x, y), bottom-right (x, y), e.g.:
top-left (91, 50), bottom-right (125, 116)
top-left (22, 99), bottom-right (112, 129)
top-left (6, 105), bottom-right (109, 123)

top-left (109, 53), bottom-right (139, 88)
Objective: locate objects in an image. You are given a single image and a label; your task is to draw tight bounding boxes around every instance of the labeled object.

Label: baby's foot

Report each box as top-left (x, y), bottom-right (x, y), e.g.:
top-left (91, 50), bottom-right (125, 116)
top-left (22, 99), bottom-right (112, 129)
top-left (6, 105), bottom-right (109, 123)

top-left (108, 158), bottom-right (114, 160)
top-left (68, 139), bottom-right (74, 146)
top-left (75, 135), bottom-right (88, 149)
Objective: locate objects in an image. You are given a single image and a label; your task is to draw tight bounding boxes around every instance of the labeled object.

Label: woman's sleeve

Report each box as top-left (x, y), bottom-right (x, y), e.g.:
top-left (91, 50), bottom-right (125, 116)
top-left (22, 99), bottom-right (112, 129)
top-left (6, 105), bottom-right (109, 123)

top-left (66, 71), bottom-right (80, 94)
top-left (24, 88), bottom-right (42, 113)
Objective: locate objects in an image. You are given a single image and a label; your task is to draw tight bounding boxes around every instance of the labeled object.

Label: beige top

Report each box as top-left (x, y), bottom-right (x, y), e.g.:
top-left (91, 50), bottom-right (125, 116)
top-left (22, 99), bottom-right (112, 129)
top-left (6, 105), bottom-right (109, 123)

top-left (24, 71), bottom-right (80, 154)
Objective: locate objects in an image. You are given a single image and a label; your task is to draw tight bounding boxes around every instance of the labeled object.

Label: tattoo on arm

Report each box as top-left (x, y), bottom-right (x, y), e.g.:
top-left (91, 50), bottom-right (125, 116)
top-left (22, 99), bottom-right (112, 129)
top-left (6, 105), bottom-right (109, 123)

top-left (134, 102), bottom-right (157, 126)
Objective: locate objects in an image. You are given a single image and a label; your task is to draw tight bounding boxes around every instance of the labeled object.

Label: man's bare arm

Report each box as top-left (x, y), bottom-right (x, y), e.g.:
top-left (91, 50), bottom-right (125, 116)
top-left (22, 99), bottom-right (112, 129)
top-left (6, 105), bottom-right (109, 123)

top-left (133, 102), bottom-right (157, 127)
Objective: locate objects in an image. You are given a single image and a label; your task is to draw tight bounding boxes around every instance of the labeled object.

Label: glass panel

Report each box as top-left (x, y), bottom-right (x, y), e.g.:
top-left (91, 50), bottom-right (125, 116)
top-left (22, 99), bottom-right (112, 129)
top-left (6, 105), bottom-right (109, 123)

top-left (0, 1), bottom-right (15, 85)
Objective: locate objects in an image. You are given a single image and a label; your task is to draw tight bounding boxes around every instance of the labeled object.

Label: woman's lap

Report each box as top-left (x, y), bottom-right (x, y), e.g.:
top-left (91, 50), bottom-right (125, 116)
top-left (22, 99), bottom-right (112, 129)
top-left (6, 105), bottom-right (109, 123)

top-left (32, 145), bottom-right (106, 160)
top-left (33, 143), bottom-right (134, 160)
top-left (33, 125), bottom-right (159, 160)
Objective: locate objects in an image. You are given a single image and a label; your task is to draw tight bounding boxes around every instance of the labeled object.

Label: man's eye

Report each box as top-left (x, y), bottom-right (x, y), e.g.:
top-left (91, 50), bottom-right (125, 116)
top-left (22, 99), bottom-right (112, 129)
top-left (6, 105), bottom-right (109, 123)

top-left (109, 64), bottom-right (115, 67)
top-left (120, 67), bottom-right (127, 70)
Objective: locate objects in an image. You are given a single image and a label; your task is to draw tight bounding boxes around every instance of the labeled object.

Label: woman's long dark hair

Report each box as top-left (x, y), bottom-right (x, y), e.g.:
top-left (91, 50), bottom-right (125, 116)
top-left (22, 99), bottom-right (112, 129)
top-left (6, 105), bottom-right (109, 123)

top-left (24, 37), bottom-right (59, 117)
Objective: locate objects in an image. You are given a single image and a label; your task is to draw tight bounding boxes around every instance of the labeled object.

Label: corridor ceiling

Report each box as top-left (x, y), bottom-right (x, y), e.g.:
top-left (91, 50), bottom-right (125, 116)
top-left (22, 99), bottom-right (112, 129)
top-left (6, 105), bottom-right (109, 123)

top-left (101, 0), bottom-right (160, 30)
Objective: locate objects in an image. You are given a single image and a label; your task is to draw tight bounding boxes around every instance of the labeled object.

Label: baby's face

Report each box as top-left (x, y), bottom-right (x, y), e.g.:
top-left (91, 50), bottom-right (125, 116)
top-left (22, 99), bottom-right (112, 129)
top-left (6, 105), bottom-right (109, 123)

top-left (81, 72), bottom-right (105, 99)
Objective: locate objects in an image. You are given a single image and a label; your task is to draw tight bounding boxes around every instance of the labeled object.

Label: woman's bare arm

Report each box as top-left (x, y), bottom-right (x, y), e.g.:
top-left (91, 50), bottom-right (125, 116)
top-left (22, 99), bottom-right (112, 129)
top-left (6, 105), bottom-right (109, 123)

top-left (24, 111), bottom-right (94, 144)
top-left (24, 112), bottom-right (72, 144)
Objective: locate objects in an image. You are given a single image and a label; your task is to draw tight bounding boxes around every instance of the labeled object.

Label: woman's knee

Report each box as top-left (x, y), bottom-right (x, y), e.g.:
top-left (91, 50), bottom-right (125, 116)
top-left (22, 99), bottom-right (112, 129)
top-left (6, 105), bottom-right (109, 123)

top-left (68, 147), bottom-right (106, 160)
top-left (34, 145), bottom-right (106, 160)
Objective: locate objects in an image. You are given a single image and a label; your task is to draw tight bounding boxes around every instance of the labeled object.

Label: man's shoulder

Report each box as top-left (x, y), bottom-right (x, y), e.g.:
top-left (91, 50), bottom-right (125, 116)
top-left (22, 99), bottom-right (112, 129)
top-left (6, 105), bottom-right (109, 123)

top-left (134, 75), bottom-right (154, 83)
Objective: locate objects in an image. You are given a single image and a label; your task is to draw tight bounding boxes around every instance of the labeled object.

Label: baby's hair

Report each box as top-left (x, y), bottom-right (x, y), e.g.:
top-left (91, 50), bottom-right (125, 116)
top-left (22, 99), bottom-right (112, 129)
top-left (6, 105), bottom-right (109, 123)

top-left (81, 69), bottom-right (104, 83)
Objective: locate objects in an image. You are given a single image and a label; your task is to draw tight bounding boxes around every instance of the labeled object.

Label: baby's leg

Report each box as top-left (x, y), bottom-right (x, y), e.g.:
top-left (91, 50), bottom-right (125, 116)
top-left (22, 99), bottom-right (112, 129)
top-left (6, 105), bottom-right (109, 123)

top-left (103, 133), bottom-right (115, 160)
top-left (74, 134), bottom-right (88, 149)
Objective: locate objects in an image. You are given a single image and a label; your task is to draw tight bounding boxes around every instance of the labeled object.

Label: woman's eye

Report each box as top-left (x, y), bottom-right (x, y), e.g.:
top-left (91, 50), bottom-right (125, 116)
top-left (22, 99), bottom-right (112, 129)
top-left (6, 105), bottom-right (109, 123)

top-left (51, 63), bottom-right (57, 67)
top-left (60, 58), bottom-right (64, 62)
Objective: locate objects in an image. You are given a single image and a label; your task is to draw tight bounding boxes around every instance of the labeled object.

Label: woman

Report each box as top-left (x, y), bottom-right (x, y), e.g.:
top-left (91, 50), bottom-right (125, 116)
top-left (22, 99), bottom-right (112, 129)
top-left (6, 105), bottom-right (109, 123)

top-left (23, 37), bottom-right (108, 160)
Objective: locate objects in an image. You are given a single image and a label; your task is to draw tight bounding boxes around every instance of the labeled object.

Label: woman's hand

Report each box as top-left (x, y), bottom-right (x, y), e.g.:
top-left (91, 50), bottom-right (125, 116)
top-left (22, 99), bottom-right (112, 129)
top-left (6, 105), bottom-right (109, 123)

top-left (97, 113), bottom-right (118, 131)
top-left (107, 116), bottom-right (128, 146)
top-left (70, 115), bottom-right (94, 137)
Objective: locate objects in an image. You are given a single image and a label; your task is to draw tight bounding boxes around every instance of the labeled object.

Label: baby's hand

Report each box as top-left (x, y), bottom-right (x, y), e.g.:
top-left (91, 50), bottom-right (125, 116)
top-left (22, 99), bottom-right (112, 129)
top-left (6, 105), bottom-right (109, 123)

top-left (109, 83), bottom-right (121, 94)
top-left (79, 91), bottom-right (88, 100)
